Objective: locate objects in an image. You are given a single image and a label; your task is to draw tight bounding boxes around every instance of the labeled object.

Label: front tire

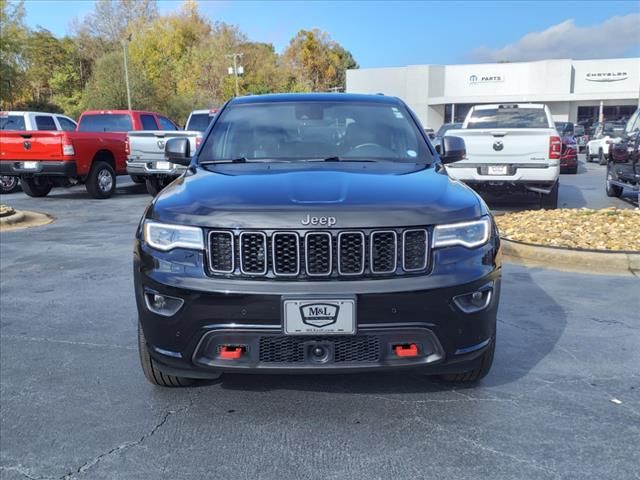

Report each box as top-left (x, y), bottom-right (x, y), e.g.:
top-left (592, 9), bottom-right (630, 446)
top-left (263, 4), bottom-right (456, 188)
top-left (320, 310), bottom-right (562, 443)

top-left (598, 149), bottom-right (607, 165)
top-left (20, 177), bottom-right (52, 197)
top-left (0, 176), bottom-right (19, 194)
top-left (138, 323), bottom-right (195, 387)
top-left (145, 176), bottom-right (170, 196)
top-left (606, 163), bottom-right (623, 197)
top-left (85, 161), bottom-right (116, 199)
top-left (439, 338), bottom-right (495, 383)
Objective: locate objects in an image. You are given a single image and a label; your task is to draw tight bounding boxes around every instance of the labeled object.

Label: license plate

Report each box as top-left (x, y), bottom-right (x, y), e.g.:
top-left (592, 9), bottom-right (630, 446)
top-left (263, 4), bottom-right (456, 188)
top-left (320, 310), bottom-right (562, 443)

top-left (155, 161), bottom-right (172, 170)
top-left (488, 165), bottom-right (508, 175)
top-left (284, 298), bottom-right (356, 335)
top-left (22, 161), bottom-right (38, 170)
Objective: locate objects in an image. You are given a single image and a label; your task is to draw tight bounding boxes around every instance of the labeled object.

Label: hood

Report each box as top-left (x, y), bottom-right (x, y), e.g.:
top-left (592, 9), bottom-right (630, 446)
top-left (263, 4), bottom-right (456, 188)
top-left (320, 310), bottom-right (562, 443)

top-left (150, 163), bottom-right (484, 229)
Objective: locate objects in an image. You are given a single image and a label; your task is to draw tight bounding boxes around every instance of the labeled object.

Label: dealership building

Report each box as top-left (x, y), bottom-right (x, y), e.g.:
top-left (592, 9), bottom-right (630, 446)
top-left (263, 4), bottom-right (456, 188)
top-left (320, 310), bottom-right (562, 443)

top-left (346, 58), bottom-right (640, 129)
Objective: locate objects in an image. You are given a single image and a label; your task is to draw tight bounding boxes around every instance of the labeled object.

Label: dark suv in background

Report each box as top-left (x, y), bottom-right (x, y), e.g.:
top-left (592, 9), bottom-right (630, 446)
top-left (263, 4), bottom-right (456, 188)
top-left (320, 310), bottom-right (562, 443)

top-left (608, 107), bottom-right (639, 202)
top-left (134, 93), bottom-right (501, 387)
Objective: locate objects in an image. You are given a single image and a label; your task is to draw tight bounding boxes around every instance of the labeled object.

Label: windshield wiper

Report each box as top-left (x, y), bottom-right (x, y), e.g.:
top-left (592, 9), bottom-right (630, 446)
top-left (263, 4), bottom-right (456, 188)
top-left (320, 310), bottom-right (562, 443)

top-left (309, 156), bottom-right (377, 163)
top-left (199, 157), bottom-right (249, 165)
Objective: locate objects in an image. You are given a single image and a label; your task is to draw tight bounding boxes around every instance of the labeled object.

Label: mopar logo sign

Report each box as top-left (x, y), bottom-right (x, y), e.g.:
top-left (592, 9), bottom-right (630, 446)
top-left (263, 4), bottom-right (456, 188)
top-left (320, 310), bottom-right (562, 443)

top-left (470, 74), bottom-right (503, 84)
top-left (300, 303), bottom-right (339, 328)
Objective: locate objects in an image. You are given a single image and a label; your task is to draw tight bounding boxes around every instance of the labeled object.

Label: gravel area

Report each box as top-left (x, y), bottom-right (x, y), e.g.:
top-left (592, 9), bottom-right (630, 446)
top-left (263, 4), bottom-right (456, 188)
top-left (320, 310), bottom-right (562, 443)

top-left (496, 208), bottom-right (640, 251)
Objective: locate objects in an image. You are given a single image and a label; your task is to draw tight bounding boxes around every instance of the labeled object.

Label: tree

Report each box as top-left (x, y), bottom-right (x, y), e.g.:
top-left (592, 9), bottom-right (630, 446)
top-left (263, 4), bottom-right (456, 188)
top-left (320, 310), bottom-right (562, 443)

top-left (0, 0), bottom-right (27, 108)
top-left (82, 50), bottom-right (155, 111)
top-left (77, 0), bottom-right (159, 44)
top-left (283, 29), bottom-right (358, 92)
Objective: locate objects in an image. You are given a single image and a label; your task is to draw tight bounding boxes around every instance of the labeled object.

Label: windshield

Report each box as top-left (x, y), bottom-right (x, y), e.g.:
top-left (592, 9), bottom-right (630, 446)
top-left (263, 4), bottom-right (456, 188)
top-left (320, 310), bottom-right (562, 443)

top-left (603, 123), bottom-right (625, 135)
top-left (186, 113), bottom-right (214, 132)
top-left (0, 115), bottom-right (26, 130)
top-left (467, 107), bottom-right (550, 129)
top-left (199, 101), bottom-right (432, 163)
top-left (78, 114), bottom-right (132, 132)
top-left (436, 123), bottom-right (462, 137)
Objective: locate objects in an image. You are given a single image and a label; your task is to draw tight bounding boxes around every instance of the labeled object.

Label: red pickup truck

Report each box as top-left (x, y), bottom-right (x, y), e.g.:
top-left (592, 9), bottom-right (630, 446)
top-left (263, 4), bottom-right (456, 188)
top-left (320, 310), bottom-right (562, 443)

top-left (0, 110), bottom-right (174, 199)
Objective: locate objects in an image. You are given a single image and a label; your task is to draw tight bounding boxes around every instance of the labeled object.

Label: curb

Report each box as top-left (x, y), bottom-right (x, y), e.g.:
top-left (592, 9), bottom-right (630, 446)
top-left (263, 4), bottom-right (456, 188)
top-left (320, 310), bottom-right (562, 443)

top-left (501, 238), bottom-right (640, 276)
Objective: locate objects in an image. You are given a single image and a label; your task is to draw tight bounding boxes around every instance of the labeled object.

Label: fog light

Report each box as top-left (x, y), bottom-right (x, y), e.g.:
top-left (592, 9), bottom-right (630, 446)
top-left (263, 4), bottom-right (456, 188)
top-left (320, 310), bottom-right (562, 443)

top-left (453, 283), bottom-right (493, 313)
top-left (144, 291), bottom-right (184, 317)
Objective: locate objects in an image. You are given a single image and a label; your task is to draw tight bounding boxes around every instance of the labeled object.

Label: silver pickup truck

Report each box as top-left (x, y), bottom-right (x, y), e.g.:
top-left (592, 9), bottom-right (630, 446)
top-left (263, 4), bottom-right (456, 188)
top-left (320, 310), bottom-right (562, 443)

top-left (126, 109), bottom-right (217, 195)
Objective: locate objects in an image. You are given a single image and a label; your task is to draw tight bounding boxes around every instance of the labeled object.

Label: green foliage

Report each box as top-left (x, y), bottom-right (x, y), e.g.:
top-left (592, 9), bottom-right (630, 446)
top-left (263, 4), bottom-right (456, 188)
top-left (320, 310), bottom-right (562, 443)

top-left (1, 0), bottom-right (358, 120)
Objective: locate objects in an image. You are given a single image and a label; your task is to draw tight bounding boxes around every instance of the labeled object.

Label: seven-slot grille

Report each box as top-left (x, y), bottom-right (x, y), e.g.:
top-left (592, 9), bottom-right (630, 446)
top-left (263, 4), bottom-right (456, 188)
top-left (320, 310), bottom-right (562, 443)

top-left (207, 228), bottom-right (430, 279)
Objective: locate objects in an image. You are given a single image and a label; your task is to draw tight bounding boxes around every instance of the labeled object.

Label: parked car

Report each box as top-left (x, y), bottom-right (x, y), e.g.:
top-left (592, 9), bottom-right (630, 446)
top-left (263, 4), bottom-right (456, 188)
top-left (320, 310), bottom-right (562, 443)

top-left (607, 108), bottom-right (639, 202)
top-left (573, 124), bottom-right (587, 152)
top-left (554, 122), bottom-right (574, 136)
top-left (126, 109), bottom-right (216, 196)
top-left (184, 109), bottom-right (218, 132)
top-left (0, 110), bottom-right (169, 198)
top-left (446, 104), bottom-right (561, 208)
top-left (432, 122), bottom-right (462, 149)
top-left (0, 111), bottom-right (77, 194)
top-left (134, 93), bottom-right (501, 387)
top-left (559, 135), bottom-right (578, 174)
top-left (586, 121), bottom-right (626, 165)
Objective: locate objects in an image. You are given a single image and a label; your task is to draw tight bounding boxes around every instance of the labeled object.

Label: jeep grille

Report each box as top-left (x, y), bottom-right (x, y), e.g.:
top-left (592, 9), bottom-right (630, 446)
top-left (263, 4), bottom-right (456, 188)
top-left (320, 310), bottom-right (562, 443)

top-left (207, 228), bottom-right (430, 280)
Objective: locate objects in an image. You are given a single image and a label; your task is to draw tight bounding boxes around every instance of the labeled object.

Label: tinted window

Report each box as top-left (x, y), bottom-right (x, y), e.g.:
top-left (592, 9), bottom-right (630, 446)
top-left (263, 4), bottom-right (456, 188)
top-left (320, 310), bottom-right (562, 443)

top-left (0, 115), bottom-right (26, 130)
top-left (603, 123), bottom-right (625, 136)
top-left (78, 114), bottom-right (133, 132)
top-left (158, 116), bottom-right (177, 130)
top-left (35, 115), bottom-right (57, 131)
top-left (186, 113), bottom-right (213, 132)
top-left (436, 123), bottom-right (462, 137)
top-left (140, 114), bottom-right (158, 130)
top-left (57, 117), bottom-right (77, 131)
top-left (200, 101), bottom-right (433, 163)
top-left (574, 125), bottom-right (585, 135)
top-left (467, 107), bottom-right (549, 129)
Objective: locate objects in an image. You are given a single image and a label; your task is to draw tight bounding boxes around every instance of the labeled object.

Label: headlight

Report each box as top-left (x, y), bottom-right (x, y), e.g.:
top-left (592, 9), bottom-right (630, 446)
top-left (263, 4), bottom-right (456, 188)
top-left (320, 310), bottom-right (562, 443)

top-left (433, 217), bottom-right (491, 249)
top-left (143, 221), bottom-right (204, 251)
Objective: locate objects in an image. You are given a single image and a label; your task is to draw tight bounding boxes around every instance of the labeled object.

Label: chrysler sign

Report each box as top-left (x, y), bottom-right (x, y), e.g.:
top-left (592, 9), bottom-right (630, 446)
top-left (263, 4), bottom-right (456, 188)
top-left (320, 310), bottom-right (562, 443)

top-left (586, 71), bottom-right (628, 83)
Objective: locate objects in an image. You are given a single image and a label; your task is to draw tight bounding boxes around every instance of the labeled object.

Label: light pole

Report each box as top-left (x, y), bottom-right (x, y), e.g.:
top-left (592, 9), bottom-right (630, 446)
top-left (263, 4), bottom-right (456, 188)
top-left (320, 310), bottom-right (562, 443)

top-left (121, 34), bottom-right (132, 110)
top-left (226, 53), bottom-right (244, 97)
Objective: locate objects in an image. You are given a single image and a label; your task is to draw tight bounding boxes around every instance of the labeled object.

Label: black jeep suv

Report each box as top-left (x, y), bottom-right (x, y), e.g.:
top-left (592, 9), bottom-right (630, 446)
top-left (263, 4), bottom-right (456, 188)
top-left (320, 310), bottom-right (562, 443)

top-left (134, 93), bottom-right (501, 387)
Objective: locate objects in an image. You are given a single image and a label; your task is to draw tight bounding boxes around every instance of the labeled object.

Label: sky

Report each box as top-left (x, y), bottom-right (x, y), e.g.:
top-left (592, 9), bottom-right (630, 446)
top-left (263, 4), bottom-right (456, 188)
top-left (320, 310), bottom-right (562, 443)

top-left (21, 0), bottom-right (640, 67)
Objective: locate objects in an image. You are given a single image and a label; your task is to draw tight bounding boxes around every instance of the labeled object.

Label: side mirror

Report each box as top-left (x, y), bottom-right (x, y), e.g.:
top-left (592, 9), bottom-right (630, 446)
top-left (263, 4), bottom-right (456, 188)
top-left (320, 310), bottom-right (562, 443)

top-left (440, 136), bottom-right (466, 164)
top-left (165, 137), bottom-right (191, 166)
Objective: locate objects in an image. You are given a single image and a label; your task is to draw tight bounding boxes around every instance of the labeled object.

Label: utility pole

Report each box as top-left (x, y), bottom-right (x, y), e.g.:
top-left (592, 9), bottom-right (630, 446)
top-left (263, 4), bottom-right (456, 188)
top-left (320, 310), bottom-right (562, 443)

top-left (121, 34), bottom-right (132, 110)
top-left (226, 53), bottom-right (244, 97)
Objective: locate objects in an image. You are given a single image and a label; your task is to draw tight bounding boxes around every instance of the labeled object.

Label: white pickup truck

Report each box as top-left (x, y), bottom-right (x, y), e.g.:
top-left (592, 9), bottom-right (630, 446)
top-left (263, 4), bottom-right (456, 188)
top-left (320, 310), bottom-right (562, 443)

top-left (126, 109), bottom-right (217, 195)
top-left (445, 103), bottom-right (561, 208)
top-left (0, 111), bottom-right (77, 194)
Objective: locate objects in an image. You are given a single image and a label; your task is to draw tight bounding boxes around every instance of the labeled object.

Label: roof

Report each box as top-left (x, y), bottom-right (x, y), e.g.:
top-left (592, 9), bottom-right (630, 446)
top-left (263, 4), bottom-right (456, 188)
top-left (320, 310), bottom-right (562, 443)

top-left (80, 110), bottom-right (162, 116)
top-left (230, 92), bottom-right (402, 105)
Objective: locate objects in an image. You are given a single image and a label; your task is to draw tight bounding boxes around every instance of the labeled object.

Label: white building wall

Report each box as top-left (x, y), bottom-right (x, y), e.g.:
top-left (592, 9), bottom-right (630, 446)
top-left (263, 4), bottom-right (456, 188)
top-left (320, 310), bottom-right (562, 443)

top-left (346, 58), bottom-right (640, 129)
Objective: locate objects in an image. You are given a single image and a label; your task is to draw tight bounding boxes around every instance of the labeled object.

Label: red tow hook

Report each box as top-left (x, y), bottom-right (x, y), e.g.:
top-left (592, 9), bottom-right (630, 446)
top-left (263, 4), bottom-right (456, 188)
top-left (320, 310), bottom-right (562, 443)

top-left (394, 343), bottom-right (419, 358)
top-left (219, 346), bottom-right (245, 360)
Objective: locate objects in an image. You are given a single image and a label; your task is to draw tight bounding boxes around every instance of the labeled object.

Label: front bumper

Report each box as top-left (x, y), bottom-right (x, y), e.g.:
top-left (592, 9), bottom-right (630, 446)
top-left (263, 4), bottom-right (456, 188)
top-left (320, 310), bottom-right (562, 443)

top-left (134, 237), bottom-right (501, 377)
top-left (0, 160), bottom-right (77, 177)
top-left (126, 158), bottom-right (186, 176)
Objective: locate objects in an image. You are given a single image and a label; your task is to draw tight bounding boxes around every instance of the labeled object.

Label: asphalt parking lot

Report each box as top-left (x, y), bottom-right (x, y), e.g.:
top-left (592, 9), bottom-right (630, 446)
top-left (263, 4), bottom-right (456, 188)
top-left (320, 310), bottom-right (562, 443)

top-left (1, 157), bottom-right (639, 480)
